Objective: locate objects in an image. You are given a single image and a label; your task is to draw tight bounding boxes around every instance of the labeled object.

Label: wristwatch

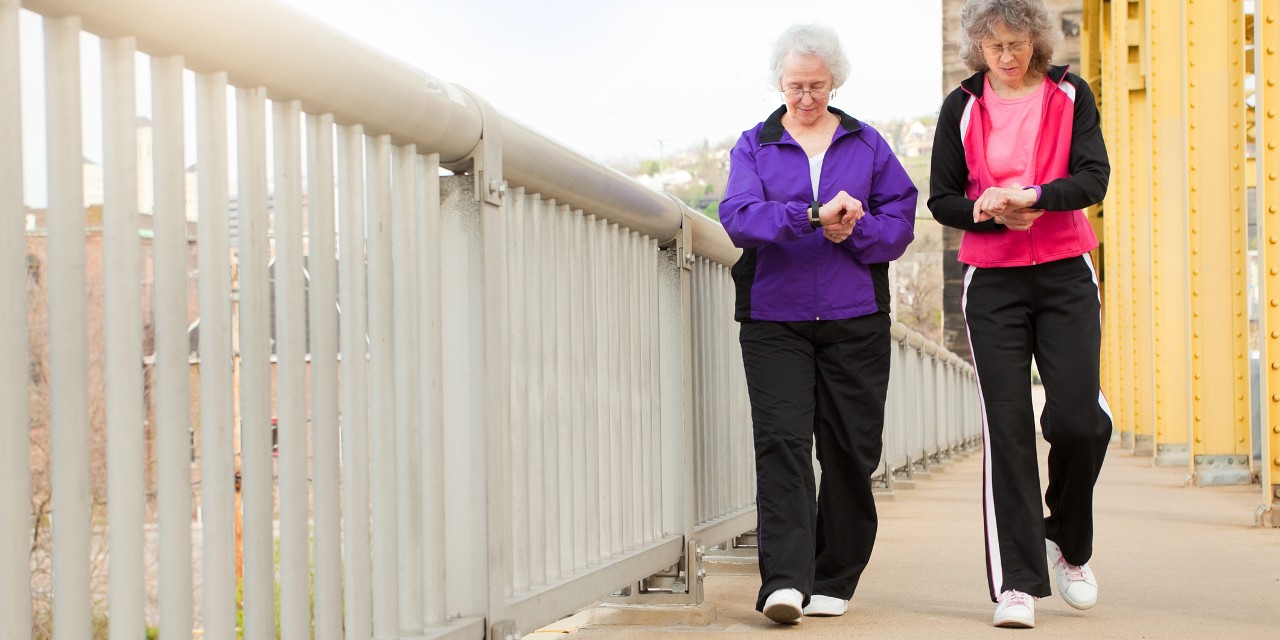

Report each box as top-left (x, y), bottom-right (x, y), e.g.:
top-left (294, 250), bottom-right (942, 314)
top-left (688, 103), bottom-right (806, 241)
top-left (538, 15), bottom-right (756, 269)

top-left (809, 200), bottom-right (822, 228)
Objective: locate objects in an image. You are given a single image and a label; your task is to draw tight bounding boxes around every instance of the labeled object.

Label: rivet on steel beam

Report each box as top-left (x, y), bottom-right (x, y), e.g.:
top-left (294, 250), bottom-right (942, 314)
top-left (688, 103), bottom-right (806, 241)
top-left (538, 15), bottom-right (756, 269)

top-left (1272, 330), bottom-right (1280, 338)
top-left (1275, 457), bottom-right (1280, 466)
top-left (1271, 362), bottom-right (1279, 370)
top-left (1274, 425), bottom-right (1280, 433)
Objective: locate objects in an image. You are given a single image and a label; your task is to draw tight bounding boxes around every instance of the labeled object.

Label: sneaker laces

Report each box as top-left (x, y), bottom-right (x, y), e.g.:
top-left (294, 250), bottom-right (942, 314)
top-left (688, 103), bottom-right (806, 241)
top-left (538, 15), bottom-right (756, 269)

top-left (1053, 556), bottom-right (1087, 582)
top-left (999, 590), bottom-right (1034, 607)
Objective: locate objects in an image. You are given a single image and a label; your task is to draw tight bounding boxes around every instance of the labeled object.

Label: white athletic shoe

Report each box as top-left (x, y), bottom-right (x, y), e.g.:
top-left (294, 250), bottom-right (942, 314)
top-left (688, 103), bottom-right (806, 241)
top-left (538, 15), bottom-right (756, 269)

top-left (802, 594), bottom-right (849, 617)
top-left (1046, 539), bottom-right (1098, 610)
top-left (762, 588), bottom-right (803, 624)
top-left (993, 590), bottom-right (1036, 628)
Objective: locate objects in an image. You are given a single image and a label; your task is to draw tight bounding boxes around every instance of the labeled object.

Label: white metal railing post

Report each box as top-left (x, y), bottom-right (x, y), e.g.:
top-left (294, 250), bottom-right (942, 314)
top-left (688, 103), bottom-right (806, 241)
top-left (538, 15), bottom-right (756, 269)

top-left (584, 215), bottom-right (603, 567)
top-left (337, 123), bottom-right (373, 640)
top-left (508, 188), bottom-right (530, 596)
top-left (0, 2), bottom-right (30, 637)
top-left (306, 112), bottom-right (343, 640)
top-left (527, 196), bottom-right (547, 585)
top-left (365, 133), bottom-right (401, 638)
top-left (272, 99), bottom-right (309, 640)
top-left (417, 152), bottom-right (449, 628)
top-left (437, 173), bottom-right (490, 629)
top-left (392, 143), bottom-right (425, 635)
top-left (660, 213), bottom-right (701, 599)
top-left (474, 94), bottom-right (515, 640)
top-left (556, 203), bottom-right (576, 576)
top-left (236, 84), bottom-right (274, 640)
top-left (195, 70), bottom-right (235, 640)
top-left (45, 16), bottom-right (91, 640)
top-left (570, 208), bottom-right (590, 571)
top-left (101, 33), bottom-right (145, 640)
top-left (151, 52), bottom-right (193, 640)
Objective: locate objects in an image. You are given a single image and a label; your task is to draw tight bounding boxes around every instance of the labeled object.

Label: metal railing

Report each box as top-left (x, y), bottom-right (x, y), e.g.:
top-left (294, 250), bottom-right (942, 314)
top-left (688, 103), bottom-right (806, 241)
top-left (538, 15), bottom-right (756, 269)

top-left (3, 1), bottom-right (980, 638)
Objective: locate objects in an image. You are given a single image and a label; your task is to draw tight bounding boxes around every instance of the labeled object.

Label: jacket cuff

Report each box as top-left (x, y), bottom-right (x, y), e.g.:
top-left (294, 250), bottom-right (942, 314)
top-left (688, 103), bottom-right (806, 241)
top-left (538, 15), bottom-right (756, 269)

top-left (1025, 185), bottom-right (1042, 208)
top-left (791, 201), bottom-right (818, 235)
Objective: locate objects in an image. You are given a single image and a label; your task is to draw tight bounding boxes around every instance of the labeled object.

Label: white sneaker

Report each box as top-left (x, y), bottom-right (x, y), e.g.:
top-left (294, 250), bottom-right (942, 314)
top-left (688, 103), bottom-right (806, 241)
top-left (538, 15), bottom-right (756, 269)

top-left (993, 590), bottom-right (1035, 628)
top-left (1046, 539), bottom-right (1098, 610)
top-left (763, 588), bottom-right (803, 624)
top-left (802, 594), bottom-right (849, 617)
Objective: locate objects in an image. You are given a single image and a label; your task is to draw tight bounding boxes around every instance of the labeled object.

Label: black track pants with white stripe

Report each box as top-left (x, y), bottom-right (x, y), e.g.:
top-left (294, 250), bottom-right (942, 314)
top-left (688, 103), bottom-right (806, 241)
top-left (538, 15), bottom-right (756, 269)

top-left (962, 255), bottom-right (1113, 601)
top-left (740, 313), bottom-right (891, 611)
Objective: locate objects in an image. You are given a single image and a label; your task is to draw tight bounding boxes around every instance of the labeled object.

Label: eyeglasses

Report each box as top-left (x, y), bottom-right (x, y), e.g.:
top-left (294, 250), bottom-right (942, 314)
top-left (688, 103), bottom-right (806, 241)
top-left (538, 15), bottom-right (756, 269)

top-left (781, 86), bottom-right (832, 99)
top-left (981, 41), bottom-right (1031, 57)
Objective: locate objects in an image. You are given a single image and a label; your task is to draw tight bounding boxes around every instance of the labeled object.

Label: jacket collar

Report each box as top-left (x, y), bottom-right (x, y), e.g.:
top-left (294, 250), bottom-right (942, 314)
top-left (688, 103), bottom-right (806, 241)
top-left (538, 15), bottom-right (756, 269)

top-left (960, 64), bottom-right (1070, 97)
top-left (759, 104), bottom-right (864, 144)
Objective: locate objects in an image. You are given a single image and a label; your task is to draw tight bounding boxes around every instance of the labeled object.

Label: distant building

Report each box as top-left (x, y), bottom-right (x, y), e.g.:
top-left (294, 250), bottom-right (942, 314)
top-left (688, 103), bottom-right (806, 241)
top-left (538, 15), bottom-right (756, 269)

top-left (898, 120), bottom-right (936, 158)
top-left (81, 118), bottom-right (197, 221)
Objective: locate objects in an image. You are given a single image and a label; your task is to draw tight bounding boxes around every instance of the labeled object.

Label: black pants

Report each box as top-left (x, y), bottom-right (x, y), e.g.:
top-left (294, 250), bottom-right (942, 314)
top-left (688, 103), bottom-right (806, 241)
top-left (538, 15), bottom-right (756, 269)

top-left (962, 255), bottom-right (1113, 601)
top-left (740, 313), bottom-right (891, 611)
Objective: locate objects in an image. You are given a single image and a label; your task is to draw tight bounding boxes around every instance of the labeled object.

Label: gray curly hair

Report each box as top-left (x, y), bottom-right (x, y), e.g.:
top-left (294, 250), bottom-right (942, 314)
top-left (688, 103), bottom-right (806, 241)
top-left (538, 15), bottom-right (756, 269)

top-left (957, 0), bottom-right (1061, 74)
top-left (768, 23), bottom-right (850, 90)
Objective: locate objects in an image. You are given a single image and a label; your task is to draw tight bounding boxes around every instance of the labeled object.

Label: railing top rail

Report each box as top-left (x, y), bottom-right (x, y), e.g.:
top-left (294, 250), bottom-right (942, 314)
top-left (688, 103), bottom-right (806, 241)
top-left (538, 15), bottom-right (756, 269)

top-left (22, 0), bottom-right (741, 263)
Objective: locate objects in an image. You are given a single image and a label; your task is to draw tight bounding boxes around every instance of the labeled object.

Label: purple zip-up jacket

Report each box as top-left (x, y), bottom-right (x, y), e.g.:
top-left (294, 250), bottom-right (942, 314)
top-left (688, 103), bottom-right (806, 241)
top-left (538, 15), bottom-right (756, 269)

top-left (720, 105), bottom-right (917, 322)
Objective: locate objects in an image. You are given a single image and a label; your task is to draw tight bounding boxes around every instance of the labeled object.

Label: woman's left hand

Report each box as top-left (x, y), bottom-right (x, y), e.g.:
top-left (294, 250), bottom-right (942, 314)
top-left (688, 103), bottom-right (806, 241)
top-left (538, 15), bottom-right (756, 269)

top-left (973, 184), bottom-right (1040, 226)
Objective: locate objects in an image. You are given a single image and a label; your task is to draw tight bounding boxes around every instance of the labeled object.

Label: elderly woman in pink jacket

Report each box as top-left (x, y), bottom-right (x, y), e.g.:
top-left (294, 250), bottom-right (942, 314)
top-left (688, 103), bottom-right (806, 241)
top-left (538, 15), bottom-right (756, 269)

top-left (928, 0), bottom-right (1111, 630)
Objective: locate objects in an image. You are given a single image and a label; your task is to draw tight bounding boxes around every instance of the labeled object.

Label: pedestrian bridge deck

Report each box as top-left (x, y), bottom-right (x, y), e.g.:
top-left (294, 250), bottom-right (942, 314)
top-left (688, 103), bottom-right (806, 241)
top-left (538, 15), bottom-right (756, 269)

top-left (544, 438), bottom-right (1280, 639)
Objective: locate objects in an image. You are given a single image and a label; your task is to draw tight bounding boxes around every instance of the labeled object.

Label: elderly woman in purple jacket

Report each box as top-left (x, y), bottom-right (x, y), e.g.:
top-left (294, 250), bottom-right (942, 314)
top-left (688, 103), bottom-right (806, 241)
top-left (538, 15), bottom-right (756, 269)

top-left (718, 23), bottom-right (917, 626)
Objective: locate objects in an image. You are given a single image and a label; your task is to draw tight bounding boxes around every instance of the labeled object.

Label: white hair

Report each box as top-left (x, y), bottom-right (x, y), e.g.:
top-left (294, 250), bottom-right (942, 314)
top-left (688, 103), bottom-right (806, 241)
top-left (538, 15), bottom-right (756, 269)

top-left (768, 23), bottom-right (850, 89)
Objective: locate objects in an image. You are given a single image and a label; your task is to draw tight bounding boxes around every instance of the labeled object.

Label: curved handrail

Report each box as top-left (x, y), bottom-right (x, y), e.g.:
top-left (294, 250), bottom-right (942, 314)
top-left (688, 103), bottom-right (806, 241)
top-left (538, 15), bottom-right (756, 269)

top-left (23, 0), bottom-right (742, 263)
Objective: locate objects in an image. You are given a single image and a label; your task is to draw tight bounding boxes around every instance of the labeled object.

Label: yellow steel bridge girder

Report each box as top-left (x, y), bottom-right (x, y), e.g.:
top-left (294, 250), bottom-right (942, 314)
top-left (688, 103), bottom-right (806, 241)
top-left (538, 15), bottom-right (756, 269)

top-left (1092, 1), bottom-right (1252, 479)
top-left (1097, 0), bottom-right (1133, 449)
top-left (1185, 0), bottom-right (1251, 485)
top-left (1113, 0), bottom-right (1156, 457)
top-left (1256, 0), bottom-right (1280, 508)
top-left (1144, 0), bottom-right (1191, 466)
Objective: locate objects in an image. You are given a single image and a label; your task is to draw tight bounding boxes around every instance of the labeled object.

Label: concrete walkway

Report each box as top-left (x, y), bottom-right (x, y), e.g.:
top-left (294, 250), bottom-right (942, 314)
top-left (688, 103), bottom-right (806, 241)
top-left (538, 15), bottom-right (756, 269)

top-left (540, 434), bottom-right (1280, 638)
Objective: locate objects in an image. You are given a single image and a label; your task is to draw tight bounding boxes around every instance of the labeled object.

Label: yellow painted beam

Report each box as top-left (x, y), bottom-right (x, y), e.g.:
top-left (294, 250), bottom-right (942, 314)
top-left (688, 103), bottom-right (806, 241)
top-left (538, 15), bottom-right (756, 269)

top-left (1146, 0), bottom-right (1191, 466)
top-left (1254, 0), bottom-right (1280, 509)
top-left (1098, 0), bottom-right (1132, 447)
top-left (1186, 0), bottom-right (1251, 485)
top-left (1126, 0), bottom-right (1155, 459)
top-left (1081, 0), bottom-right (1111, 409)
top-left (1107, 0), bottom-right (1138, 452)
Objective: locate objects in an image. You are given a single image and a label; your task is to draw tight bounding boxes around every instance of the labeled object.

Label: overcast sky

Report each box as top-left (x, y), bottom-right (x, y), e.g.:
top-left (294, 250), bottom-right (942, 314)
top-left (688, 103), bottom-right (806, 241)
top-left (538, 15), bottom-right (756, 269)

top-left (276, 0), bottom-right (946, 160)
top-left (17, 1), bottom-right (946, 206)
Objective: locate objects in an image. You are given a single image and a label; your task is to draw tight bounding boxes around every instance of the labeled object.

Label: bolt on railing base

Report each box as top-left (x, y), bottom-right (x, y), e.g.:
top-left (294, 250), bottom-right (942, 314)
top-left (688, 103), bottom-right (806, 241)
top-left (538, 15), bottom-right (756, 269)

top-left (1257, 504), bottom-right (1279, 528)
top-left (604, 539), bottom-right (704, 606)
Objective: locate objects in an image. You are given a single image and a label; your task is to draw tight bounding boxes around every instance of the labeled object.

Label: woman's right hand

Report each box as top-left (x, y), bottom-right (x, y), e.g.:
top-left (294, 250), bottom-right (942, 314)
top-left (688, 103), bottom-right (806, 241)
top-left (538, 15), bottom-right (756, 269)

top-left (819, 191), bottom-right (862, 242)
top-left (819, 190), bottom-right (863, 226)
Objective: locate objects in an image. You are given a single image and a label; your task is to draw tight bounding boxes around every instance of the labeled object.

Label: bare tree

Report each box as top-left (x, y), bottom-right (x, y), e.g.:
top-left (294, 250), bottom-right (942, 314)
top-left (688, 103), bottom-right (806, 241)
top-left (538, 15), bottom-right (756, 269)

top-left (894, 220), bottom-right (944, 345)
top-left (27, 236), bottom-right (114, 639)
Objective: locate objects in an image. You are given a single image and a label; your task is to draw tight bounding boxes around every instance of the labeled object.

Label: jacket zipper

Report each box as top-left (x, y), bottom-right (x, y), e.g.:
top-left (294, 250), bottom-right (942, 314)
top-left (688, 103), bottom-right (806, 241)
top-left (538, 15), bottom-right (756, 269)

top-left (814, 151), bottom-right (822, 321)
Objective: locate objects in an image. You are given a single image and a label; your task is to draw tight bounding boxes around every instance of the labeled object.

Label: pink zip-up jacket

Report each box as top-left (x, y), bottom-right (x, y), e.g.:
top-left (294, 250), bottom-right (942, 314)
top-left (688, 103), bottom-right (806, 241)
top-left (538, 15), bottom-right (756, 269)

top-left (928, 65), bottom-right (1109, 267)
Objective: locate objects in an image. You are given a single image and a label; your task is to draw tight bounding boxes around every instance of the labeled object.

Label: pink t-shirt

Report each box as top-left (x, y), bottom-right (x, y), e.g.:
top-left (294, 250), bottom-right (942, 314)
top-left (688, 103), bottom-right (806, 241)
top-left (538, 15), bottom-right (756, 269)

top-left (983, 75), bottom-right (1044, 189)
